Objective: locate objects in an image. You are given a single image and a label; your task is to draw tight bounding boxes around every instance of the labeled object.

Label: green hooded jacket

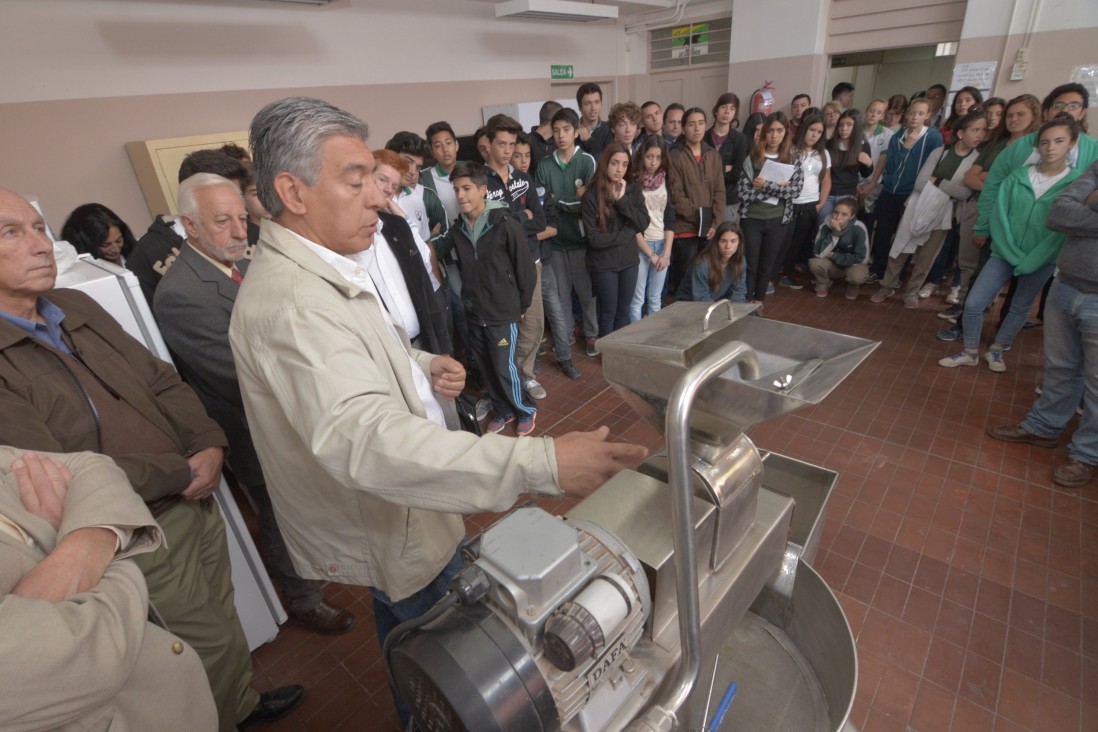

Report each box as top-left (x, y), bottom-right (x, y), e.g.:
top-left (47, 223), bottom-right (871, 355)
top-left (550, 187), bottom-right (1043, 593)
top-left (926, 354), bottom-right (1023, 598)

top-left (990, 163), bottom-right (1083, 274)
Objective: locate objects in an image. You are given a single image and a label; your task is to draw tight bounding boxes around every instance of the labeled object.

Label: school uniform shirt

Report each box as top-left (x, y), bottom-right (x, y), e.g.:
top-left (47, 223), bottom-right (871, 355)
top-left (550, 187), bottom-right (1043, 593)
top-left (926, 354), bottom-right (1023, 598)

top-left (397, 186), bottom-right (432, 241)
top-left (863, 124), bottom-right (893, 174)
top-left (794, 150), bottom-right (832, 204)
top-left (421, 164), bottom-right (460, 222)
top-left (536, 148), bottom-right (598, 250)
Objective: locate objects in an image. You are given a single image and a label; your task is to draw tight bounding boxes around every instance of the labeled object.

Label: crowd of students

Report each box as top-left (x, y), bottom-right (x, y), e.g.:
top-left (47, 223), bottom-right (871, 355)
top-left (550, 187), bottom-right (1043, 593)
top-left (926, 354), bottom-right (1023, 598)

top-left (60, 79), bottom-right (1095, 443)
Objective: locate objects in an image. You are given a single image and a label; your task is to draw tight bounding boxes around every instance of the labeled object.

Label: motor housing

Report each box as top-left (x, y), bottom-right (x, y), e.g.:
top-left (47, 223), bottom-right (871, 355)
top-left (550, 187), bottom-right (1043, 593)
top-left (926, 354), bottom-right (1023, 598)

top-left (391, 507), bottom-right (651, 731)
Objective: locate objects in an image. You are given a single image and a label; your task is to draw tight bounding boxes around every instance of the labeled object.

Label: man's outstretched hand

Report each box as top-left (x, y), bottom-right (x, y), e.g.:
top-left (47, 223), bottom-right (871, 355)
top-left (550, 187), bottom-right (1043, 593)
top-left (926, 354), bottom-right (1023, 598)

top-left (554, 426), bottom-right (649, 499)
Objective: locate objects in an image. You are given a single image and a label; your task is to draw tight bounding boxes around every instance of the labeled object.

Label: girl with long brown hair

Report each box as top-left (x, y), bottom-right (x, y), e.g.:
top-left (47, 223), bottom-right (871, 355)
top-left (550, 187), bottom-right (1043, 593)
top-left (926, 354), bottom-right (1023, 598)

top-left (581, 142), bottom-right (650, 340)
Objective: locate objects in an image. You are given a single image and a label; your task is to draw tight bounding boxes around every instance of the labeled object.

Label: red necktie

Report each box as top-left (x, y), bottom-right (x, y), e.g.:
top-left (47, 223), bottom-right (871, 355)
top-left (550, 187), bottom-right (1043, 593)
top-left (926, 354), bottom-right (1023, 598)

top-left (230, 266), bottom-right (243, 284)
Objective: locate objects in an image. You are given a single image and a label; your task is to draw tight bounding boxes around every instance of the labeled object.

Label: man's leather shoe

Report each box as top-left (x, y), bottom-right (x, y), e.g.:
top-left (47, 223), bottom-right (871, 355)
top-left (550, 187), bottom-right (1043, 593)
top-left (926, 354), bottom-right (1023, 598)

top-left (986, 423), bottom-right (1057, 448)
top-left (239, 685), bottom-right (305, 730)
top-left (1053, 459), bottom-right (1097, 488)
top-left (289, 601), bottom-right (356, 635)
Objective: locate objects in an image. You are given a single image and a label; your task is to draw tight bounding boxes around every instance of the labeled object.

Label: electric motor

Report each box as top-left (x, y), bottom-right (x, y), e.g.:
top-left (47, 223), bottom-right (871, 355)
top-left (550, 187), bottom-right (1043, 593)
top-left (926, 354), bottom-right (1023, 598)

top-left (390, 507), bottom-right (651, 731)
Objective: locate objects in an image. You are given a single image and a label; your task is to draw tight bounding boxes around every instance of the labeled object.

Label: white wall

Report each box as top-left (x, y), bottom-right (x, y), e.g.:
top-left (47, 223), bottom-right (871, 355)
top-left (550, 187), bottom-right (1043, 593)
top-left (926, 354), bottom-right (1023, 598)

top-left (0, 0), bottom-right (632, 229)
top-left (0, 0), bottom-right (624, 104)
top-left (730, 0), bottom-right (827, 63)
top-left (960, 0), bottom-right (1098, 38)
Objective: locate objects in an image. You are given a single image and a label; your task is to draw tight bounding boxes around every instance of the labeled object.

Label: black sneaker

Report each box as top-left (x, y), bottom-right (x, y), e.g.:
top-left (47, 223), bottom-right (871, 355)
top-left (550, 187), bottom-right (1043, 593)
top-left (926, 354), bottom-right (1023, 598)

top-left (938, 304), bottom-right (962, 321)
top-left (559, 359), bottom-right (582, 380)
top-left (585, 338), bottom-right (599, 357)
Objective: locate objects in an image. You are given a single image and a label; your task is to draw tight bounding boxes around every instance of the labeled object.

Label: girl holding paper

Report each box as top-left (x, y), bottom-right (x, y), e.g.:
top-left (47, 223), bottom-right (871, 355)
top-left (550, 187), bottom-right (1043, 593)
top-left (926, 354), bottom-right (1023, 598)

top-left (737, 112), bottom-right (804, 307)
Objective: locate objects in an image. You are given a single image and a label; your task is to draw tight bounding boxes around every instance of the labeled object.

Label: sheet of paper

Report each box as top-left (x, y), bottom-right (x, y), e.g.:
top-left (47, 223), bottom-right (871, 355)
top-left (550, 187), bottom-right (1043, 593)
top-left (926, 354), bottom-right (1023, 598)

top-left (758, 159), bottom-right (795, 184)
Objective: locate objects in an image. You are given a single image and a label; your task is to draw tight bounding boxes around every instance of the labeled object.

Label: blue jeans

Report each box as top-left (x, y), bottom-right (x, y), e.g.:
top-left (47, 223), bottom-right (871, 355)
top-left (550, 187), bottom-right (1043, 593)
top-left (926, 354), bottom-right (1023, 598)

top-left (1022, 279), bottom-right (1098, 466)
top-left (962, 255), bottom-right (1055, 352)
top-left (372, 545), bottom-right (465, 729)
top-left (630, 239), bottom-right (669, 322)
top-left (540, 258), bottom-right (572, 362)
top-left (590, 266), bottom-right (640, 336)
top-left (817, 194), bottom-right (841, 230)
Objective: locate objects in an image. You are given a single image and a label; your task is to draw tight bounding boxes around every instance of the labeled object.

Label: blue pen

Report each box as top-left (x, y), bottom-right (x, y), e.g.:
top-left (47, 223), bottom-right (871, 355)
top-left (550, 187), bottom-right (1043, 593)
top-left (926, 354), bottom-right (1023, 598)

top-left (707, 680), bottom-right (737, 732)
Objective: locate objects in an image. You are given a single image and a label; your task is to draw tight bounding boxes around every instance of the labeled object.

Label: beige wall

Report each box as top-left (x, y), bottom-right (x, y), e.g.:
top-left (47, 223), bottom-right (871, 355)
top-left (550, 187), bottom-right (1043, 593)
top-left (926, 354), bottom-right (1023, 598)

top-left (728, 55), bottom-right (830, 115)
top-left (0, 0), bottom-right (631, 233)
top-left (956, 28), bottom-right (1098, 130)
top-left (4, 0), bottom-right (1095, 236)
top-left (828, 0), bottom-right (967, 54)
top-left (2, 78), bottom-right (560, 234)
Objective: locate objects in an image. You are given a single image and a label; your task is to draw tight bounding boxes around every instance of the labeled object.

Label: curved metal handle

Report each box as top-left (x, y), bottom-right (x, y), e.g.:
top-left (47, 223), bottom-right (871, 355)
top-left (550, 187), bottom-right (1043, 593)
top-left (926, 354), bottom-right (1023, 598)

top-left (702, 300), bottom-right (734, 333)
top-left (642, 339), bottom-right (761, 724)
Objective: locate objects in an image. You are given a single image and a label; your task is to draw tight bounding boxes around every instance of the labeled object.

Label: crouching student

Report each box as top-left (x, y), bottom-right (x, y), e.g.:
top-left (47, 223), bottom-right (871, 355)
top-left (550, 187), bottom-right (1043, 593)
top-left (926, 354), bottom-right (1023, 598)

top-left (445, 162), bottom-right (539, 435)
top-left (808, 196), bottom-right (870, 299)
top-left (675, 222), bottom-right (748, 303)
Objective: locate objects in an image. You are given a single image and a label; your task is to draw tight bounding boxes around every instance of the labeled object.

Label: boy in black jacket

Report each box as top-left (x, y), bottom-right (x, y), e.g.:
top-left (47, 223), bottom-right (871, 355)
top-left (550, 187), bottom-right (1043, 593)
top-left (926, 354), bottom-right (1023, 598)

top-left (442, 162), bottom-right (539, 436)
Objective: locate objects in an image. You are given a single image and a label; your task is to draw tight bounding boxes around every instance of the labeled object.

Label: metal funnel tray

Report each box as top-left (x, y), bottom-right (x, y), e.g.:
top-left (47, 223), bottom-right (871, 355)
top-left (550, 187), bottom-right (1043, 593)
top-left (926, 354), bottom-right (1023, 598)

top-left (597, 302), bottom-right (878, 444)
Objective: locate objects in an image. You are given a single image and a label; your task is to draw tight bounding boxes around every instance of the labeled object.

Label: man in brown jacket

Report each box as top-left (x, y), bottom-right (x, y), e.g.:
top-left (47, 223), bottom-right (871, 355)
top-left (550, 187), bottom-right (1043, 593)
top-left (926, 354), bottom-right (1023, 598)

top-left (0, 448), bottom-right (218, 731)
top-left (0, 187), bottom-right (302, 731)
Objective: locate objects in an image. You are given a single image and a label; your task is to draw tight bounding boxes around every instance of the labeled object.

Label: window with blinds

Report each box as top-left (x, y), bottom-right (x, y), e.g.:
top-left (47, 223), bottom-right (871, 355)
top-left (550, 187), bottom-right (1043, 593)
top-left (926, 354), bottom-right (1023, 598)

top-left (650, 17), bottom-right (732, 70)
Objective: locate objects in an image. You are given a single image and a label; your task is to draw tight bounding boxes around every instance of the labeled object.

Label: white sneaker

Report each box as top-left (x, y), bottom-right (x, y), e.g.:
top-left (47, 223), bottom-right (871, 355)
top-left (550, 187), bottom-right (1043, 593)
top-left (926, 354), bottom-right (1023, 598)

top-left (944, 286), bottom-right (961, 305)
top-left (939, 351), bottom-right (978, 368)
top-left (524, 379), bottom-right (547, 400)
top-left (984, 349), bottom-right (1006, 373)
top-left (918, 283), bottom-right (937, 299)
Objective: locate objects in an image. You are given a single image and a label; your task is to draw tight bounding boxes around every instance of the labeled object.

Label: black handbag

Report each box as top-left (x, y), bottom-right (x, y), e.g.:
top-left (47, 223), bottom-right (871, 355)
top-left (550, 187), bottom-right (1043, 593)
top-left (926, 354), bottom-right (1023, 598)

top-left (454, 392), bottom-right (482, 436)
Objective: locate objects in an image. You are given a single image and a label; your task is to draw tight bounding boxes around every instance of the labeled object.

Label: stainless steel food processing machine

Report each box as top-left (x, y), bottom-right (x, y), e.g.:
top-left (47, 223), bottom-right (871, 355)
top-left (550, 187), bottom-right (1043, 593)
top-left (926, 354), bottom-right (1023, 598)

top-left (391, 301), bottom-right (879, 731)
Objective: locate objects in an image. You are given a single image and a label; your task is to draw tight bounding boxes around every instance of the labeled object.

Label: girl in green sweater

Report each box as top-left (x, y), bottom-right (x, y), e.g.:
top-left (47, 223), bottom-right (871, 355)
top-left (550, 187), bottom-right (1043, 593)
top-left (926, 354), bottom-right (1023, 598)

top-left (940, 117), bottom-right (1084, 372)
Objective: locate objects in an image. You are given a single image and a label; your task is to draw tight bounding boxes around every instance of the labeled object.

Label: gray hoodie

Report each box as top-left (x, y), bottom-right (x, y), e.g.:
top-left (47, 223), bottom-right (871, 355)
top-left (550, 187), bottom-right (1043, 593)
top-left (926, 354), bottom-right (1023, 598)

top-left (1048, 160), bottom-right (1098, 294)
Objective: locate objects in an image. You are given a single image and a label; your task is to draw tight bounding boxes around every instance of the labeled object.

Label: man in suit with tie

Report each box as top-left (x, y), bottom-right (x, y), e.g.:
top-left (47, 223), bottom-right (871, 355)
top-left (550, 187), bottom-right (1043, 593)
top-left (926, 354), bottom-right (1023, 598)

top-left (154, 173), bottom-right (356, 635)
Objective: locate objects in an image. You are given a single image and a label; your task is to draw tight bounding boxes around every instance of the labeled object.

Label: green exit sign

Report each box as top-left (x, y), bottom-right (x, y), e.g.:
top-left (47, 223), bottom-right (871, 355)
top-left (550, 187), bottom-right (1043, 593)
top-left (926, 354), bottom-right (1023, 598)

top-left (551, 65), bottom-right (574, 80)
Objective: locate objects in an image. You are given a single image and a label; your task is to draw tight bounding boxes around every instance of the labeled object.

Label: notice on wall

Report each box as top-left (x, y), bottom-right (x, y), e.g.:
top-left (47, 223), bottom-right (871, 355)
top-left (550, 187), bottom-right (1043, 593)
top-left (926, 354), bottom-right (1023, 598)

top-left (671, 22), bottom-right (709, 59)
top-left (1071, 65), bottom-right (1098, 108)
top-left (949, 61), bottom-right (998, 96)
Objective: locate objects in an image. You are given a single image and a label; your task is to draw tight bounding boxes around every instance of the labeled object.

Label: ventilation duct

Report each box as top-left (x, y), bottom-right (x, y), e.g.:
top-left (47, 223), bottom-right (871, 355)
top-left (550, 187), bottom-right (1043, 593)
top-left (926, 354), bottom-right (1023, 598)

top-left (495, 0), bottom-right (619, 23)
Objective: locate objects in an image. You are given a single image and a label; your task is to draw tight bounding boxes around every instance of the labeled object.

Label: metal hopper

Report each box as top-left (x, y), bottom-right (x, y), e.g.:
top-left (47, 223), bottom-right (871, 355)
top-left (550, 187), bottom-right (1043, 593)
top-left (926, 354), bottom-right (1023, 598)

top-left (595, 301), bottom-right (879, 445)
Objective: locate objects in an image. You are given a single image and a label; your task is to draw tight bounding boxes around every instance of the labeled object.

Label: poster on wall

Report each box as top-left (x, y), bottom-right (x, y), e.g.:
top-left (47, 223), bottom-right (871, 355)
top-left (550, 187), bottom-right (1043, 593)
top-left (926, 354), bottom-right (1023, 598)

top-left (1071, 65), bottom-right (1098, 108)
top-left (671, 23), bottom-right (709, 58)
top-left (947, 61), bottom-right (997, 115)
top-left (949, 61), bottom-right (997, 96)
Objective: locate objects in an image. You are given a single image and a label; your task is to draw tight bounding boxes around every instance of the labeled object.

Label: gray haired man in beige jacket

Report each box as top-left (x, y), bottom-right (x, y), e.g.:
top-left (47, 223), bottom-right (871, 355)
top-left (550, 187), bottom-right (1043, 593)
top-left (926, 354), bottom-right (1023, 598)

top-left (230, 96), bottom-right (649, 726)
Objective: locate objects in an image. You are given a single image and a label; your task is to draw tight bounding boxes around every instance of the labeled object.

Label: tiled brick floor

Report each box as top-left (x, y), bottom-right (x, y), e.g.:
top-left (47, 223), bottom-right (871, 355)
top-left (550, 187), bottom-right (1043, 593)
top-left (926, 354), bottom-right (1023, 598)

top-left (243, 282), bottom-right (1097, 731)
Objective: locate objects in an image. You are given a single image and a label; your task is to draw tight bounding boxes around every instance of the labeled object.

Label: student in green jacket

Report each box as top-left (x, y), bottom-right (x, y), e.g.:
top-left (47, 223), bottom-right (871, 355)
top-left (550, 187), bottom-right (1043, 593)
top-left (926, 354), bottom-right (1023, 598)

top-left (537, 107), bottom-right (599, 356)
top-left (975, 83), bottom-right (1095, 240)
top-left (941, 117), bottom-right (1085, 373)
